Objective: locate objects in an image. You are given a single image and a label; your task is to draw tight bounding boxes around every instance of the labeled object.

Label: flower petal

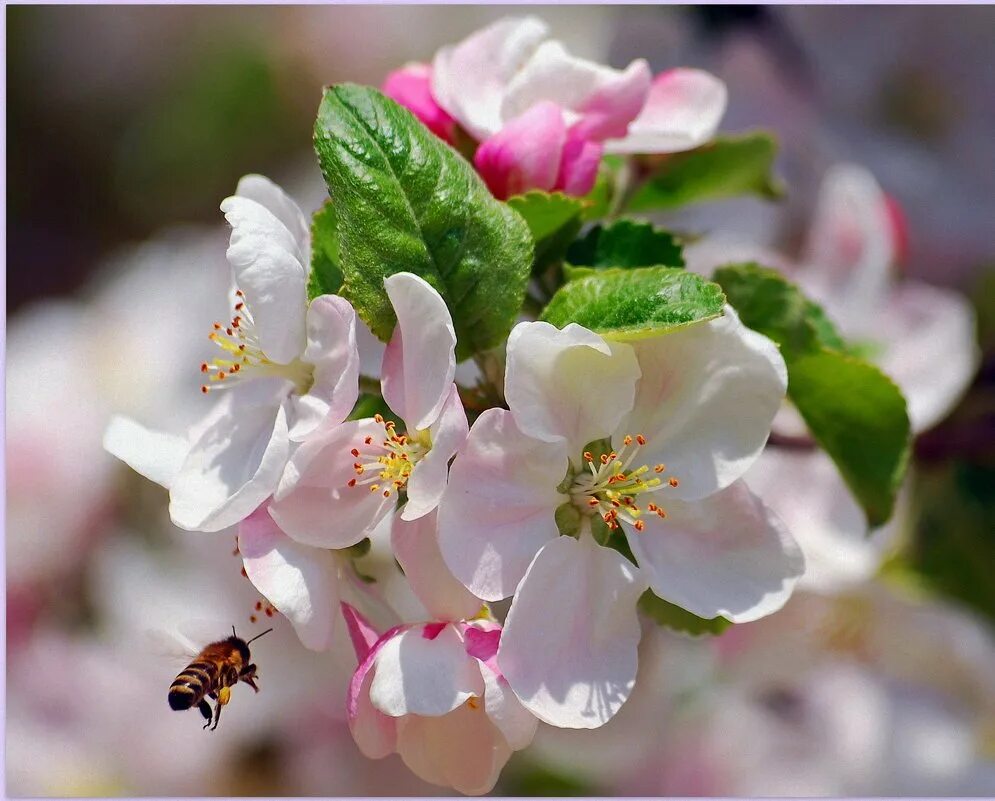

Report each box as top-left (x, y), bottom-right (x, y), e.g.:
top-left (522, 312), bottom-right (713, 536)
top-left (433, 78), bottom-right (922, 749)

top-left (370, 624), bottom-right (485, 717)
top-left (169, 388), bottom-right (289, 532)
top-left (625, 479), bottom-right (804, 623)
top-left (341, 602), bottom-right (381, 663)
top-left (499, 534), bottom-right (647, 728)
top-left (238, 507), bottom-right (340, 651)
top-left (431, 16), bottom-right (550, 140)
top-left (473, 102), bottom-right (566, 199)
top-left (481, 662), bottom-right (538, 750)
top-left (505, 321), bottom-right (641, 456)
top-left (395, 703), bottom-right (512, 795)
top-left (103, 415), bottom-right (189, 490)
top-left (220, 194), bottom-right (308, 366)
top-left (554, 131), bottom-right (603, 196)
top-left (268, 419), bottom-right (392, 548)
top-left (438, 408), bottom-right (565, 602)
top-left (233, 173), bottom-right (310, 258)
top-left (605, 68), bottom-right (727, 154)
top-left (288, 294), bottom-right (361, 441)
top-left (621, 307), bottom-right (787, 501)
top-left (382, 62), bottom-right (456, 143)
top-left (381, 272), bottom-right (457, 433)
top-left (350, 662), bottom-right (398, 759)
top-left (501, 40), bottom-right (651, 141)
top-left (392, 511), bottom-right (482, 622)
top-left (403, 384), bottom-right (468, 521)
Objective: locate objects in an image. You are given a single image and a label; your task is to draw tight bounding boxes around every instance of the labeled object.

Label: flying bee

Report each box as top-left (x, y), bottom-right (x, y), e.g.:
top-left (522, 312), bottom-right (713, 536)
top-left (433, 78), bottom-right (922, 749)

top-left (167, 627), bottom-right (272, 731)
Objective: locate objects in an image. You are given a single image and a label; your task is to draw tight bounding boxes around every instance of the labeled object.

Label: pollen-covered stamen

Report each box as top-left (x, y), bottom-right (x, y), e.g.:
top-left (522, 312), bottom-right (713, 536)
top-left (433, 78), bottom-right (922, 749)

top-left (346, 414), bottom-right (430, 498)
top-left (570, 434), bottom-right (678, 531)
top-left (200, 290), bottom-right (312, 394)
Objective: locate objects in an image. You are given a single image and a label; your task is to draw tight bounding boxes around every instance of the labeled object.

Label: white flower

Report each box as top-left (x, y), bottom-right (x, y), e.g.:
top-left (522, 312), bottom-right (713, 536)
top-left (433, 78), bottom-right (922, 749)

top-left (103, 175), bottom-right (361, 533)
top-left (438, 311), bottom-right (804, 728)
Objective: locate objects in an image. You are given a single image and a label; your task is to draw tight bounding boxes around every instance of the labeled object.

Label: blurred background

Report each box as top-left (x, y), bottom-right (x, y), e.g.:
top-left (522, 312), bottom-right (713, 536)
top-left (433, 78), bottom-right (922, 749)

top-left (6, 5), bottom-right (995, 796)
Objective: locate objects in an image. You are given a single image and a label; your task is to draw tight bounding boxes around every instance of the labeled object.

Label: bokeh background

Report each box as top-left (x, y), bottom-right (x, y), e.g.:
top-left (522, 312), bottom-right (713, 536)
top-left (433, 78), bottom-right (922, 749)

top-left (6, 5), bottom-right (995, 796)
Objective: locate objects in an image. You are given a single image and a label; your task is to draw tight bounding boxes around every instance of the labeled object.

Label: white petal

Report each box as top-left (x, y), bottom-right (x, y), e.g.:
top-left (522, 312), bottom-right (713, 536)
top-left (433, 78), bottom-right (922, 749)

top-left (350, 666), bottom-right (398, 759)
top-left (605, 68), bottom-right (727, 154)
top-left (499, 534), bottom-right (647, 729)
top-left (370, 624), bottom-right (485, 717)
top-left (625, 479), bottom-right (804, 623)
top-left (234, 174), bottom-right (310, 259)
top-left (288, 294), bottom-right (361, 441)
top-left (438, 409), bottom-right (565, 602)
top-left (168, 390), bottom-right (289, 532)
top-left (238, 508), bottom-right (340, 651)
top-left (481, 663), bottom-right (538, 750)
top-left (505, 321), bottom-right (641, 456)
top-left (395, 703), bottom-right (512, 795)
top-left (501, 40), bottom-right (651, 140)
top-left (402, 384), bottom-right (468, 521)
top-left (356, 315), bottom-right (386, 379)
top-left (391, 511), bottom-right (482, 623)
top-left (220, 195), bottom-right (307, 365)
top-left (103, 415), bottom-right (189, 490)
top-left (381, 272), bottom-right (456, 433)
top-left (431, 16), bottom-right (550, 140)
top-left (621, 307), bottom-right (787, 501)
top-left (268, 419), bottom-right (393, 548)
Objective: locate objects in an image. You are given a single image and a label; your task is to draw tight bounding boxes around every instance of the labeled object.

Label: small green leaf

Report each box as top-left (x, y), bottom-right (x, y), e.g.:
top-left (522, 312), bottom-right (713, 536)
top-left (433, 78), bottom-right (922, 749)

top-left (788, 350), bottom-right (911, 527)
top-left (580, 154), bottom-right (626, 221)
top-left (347, 392), bottom-right (397, 423)
top-left (627, 132), bottom-right (784, 213)
top-left (313, 84), bottom-right (533, 361)
top-left (307, 201), bottom-right (343, 299)
top-left (639, 590), bottom-right (732, 637)
top-left (507, 191), bottom-right (585, 274)
top-left (540, 267), bottom-right (725, 340)
top-left (566, 219), bottom-right (684, 271)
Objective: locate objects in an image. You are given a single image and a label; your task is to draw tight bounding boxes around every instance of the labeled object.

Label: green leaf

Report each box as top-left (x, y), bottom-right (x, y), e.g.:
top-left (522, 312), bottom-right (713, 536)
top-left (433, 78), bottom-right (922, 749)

top-left (626, 132), bottom-right (784, 213)
top-left (313, 84), bottom-right (533, 361)
top-left (307, 201), bottom-right (343, 299)
top-left (788, 350), bottom-right (911, 527)
top-left (639, 590), bottom-right (732, 637)
top-left (347, 392), bottom-right (397, 423)
top-left (566, 219), bottom-right (684, 270)
top-left (507, 191), bottom-right (585, 274)
top-left (540, 267), bottom-right (725, 340)
top-left (713, 262), bottom-right (845, 357)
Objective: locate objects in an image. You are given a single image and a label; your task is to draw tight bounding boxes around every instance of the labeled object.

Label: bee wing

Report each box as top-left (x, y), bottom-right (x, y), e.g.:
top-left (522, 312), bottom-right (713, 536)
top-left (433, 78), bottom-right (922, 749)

top-left (177, 616), bottom-right (238, 647)
top-left (144, 628), bottom-right (200, 665)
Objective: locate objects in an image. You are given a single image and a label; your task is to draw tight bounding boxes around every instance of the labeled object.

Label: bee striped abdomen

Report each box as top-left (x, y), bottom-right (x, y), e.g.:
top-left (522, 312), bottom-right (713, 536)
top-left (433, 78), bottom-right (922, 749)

top-left (168, 660), bottom-right (220, 710)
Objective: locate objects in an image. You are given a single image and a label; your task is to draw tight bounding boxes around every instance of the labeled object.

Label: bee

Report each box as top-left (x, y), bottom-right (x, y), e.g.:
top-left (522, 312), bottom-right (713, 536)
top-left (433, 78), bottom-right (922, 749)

top-left (167, 627), bottom-right (272, 731)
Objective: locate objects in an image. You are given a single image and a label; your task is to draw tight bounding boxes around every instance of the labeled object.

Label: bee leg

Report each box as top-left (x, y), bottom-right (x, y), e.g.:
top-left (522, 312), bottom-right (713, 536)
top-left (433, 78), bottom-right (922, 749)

top-left (198, 699), bottom-right (213, 723)
top-left (242, 665), bottom-right (260, 693)
top-left (210, 686), bottom-right (231, 731)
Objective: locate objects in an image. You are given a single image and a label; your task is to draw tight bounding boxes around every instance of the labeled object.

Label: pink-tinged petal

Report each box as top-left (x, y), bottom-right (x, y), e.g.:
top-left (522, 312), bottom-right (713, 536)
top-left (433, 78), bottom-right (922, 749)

top-left (233, 173), bottom-right (310, 258)
top-left (554, 131), bottom-right (603, 196)
top-left (268, 419), bottom-right (393, 548)
top-left (505, 321), bottom-right (641, 456)
top-left (884, 193), bottom-right (910, 267)
top-left (169, 388), bottom-right (289, 532)
top-left (621, 307), bottom-right (787, 502)
top-left (356, 315), bottom-right (386, 379)
top-left (381, 272), bottom-right (456, 433)
top-left (438, 408), bottom-right (566, 602)
top-left (874, 281), bottom-right (980, 434)
top-left (431, 16), bottom-right (550, 140)
top-left (103, 415), bottom-right (189, 490)
top-left (370, 624), bottom-right (485, 717)
top-left (396, 703), bottom-right (512, 795)
top-left (474, 102), bottom-right (566, 199)
top-left (341, 602), bottom-right (381, 663)
top-left (624, 479), bottom-right (804, 623)
top-left (288, 294), bottom-right (360, 441)
top-left (481, 662), bottom-right (538, 750)
top-left (499, 534), bottom-right (647, 729)
top-left (403, 384), bottom-right (468, 521)
top-left (605, 68), bottom-right (728, 155)
top-left (383, 62), bottom-right (456, 143)
top-left (463, 625), bottom-right (501, 673)
top-left (350, 664), bottom-right (398, 759)
top-left (502, 40), bottom-right (651, 141)
top-left (238, 508), bottom-right (340, 651)
top-left (392, 511), bottom-right (482, 622)
top-left (220, 194), bottom-right (308, 365)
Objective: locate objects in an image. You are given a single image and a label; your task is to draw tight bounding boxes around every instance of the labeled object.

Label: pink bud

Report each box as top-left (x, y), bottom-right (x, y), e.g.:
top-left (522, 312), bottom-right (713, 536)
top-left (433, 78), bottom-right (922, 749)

top-left (382, 63), bottom-right (456, 144)
top-left (474, 101), bottom-right (566, 199)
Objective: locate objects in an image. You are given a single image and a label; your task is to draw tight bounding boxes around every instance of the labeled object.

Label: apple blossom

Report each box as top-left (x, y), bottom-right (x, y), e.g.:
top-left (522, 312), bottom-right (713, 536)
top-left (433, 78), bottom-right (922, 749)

top-left (342, 603), bottom-right (537, 795)
top-left (104, 174), bottom-right (361, 533)
top-left (438, 311), bottom-right (804, 728)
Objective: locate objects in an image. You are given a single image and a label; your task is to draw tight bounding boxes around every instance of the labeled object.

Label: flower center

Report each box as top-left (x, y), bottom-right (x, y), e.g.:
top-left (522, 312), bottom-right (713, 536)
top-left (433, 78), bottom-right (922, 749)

top-left (569, 434), bottom-right (679, 532)
top-left (346, 414), bottom-right (431, 499)
top-left (200, 290), bottom-right (313, 395)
